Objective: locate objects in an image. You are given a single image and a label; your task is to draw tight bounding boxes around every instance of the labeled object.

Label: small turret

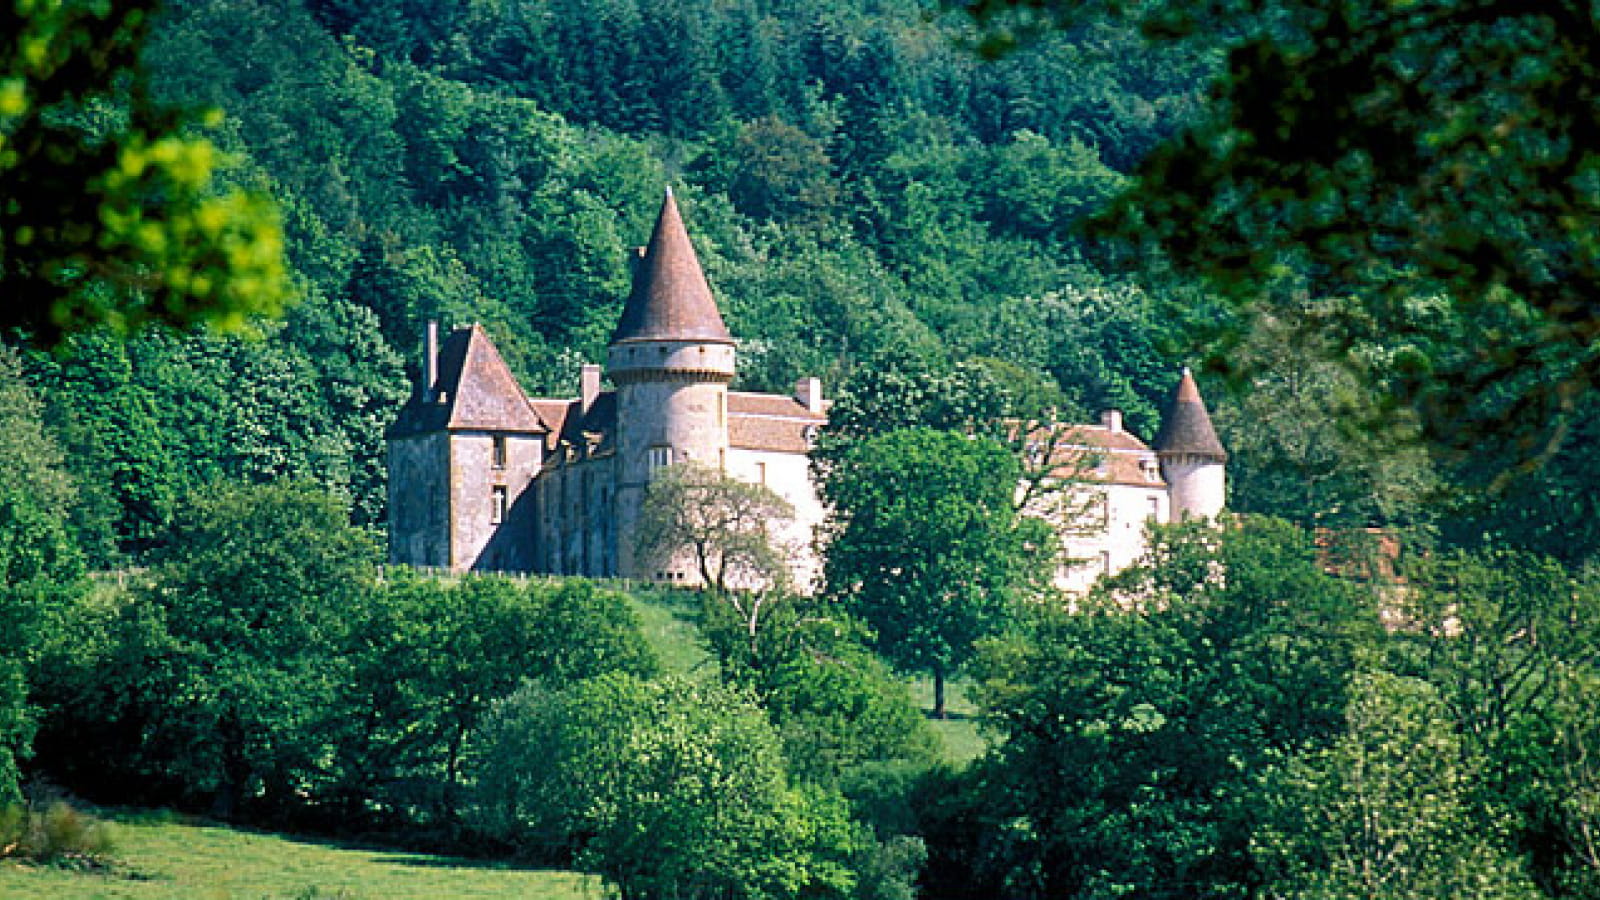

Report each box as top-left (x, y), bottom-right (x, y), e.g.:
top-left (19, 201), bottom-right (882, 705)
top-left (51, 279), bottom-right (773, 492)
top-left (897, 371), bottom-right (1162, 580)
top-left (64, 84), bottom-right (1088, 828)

top-left (1154, 367), bottom-right (1227, 520)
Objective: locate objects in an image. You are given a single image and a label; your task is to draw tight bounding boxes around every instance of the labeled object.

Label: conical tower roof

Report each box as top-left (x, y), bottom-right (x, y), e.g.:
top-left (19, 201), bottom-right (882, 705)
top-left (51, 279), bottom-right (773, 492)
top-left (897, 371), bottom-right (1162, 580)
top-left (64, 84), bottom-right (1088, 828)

top-left (1153, 367), bottom-right (1228, 461)
top-left (610, 188), bottom-right (733, 345)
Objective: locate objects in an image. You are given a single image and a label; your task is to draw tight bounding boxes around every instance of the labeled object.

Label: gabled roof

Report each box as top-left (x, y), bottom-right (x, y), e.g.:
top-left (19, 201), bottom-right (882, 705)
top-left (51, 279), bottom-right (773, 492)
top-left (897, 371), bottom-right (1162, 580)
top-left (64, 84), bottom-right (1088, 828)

top-left (728, 391), bottom-right (826, 453)
top-left (1153, 368), bottom-right (1228, 461)
top-left (610, 188), bottom-right (733, 345)
top-left (387, 325), bottom-right (547, 438)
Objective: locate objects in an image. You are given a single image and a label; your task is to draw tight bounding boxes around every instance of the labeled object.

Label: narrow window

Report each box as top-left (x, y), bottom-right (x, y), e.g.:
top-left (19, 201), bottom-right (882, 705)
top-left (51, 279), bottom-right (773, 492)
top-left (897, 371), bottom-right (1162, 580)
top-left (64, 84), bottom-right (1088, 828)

top-left (1100, 550), bottom-right (1112, 575)
top-left (491, 485), bottom-right (507, 524)
top-left (648, 445), bottom-right (673, 471)
top-left (1148, 496), bottom-right (1161, 520)
top-left (756, 461), bottom-right (767, 484)
top-left (492, 435), bottom-right (507, 470)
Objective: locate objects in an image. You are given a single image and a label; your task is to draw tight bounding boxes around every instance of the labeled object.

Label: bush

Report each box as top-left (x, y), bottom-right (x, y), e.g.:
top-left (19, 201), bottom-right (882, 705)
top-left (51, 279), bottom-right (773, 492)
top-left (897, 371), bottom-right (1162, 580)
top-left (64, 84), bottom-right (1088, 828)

top-left (0, 799), bottom-right (116, 867)
top-left (469, 674), bottom-right (862, 899)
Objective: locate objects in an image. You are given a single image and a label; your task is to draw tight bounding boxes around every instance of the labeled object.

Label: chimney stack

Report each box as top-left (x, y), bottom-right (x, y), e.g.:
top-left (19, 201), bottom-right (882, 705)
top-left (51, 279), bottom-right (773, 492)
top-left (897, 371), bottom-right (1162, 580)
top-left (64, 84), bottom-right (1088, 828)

top-left (1102, 409), bottom-right (1123, 433)
top-left (796, 376), bottom-right (823, 414)
top-left (423, 321), bottom-right (440, 402)
top-left (580, 363), bottom-right (601, 415)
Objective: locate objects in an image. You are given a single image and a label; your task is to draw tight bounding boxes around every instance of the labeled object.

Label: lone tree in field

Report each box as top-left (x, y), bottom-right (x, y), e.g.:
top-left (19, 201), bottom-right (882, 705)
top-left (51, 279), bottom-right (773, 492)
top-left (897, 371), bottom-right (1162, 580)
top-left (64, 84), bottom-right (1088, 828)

top-left (820, 427), bottom-right (1049, 718)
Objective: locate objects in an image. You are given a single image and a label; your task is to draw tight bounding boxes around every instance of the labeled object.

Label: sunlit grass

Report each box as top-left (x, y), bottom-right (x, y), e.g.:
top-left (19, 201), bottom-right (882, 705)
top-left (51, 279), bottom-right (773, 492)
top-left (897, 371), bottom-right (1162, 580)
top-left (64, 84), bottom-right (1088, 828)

top-left (619, 582), bottom-right (717, 679)
top-left (908, 676), bottom-right (989, 767)
top-left (0, 810), bottom-right (597, 899)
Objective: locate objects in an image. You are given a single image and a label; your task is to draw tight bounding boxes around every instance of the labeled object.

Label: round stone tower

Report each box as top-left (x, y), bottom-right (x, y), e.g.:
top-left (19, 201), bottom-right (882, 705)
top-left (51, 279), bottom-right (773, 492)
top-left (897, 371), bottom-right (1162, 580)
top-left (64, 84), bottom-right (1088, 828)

top-left (607, 188), bottom-right (736, 576)
top-left (1154, 367), bottom-right (1228, 520)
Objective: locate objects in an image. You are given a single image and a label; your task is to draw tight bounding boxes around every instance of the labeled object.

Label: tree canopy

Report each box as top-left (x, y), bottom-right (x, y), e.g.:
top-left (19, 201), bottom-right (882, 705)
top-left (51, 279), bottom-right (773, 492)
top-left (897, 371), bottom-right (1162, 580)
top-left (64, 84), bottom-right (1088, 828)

top-left (956, 0), bottom-right (1600, 466)
top-left (2, 0), bottom-right (287, 345)
top-left (820, 427), bottom-right (1049, 717)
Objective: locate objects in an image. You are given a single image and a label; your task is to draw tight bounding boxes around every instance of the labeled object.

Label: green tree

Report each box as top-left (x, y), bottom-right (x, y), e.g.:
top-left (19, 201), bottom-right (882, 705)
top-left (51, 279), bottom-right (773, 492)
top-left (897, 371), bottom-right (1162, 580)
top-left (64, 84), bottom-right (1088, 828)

top-left (1, 0), bottom-right (287, 345)
top-left (958, 517), bottom-right (1379, 898)
top-left (1253, 672), bottom-right (1540, 900)
top-left (470, 673), bottom-right (860, 899)
top-left (958, 0), bottom-right (1600, 466)
top-left (335, 574), bottom-right (657, 821)
top-left (1389, 548), bottom-right (1600, 894)
top-left (820, 427), bottom-right (1049, 717)
top-left (0, 347), bottom-right (82, 804)
top-left (30, 331), bottom-right (180, 556)
top-left (128, 481), bottom-right (378, 819)
top-left (699, 589), bottom-right (939, 786)
top-left (709, 115), bottom-right (841, 227)
top-left (636, 462), bottom-right (797, 597)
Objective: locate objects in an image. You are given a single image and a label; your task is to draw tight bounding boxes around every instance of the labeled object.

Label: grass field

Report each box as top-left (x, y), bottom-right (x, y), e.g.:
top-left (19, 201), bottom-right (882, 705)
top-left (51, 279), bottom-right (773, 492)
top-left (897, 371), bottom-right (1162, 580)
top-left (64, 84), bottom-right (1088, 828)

top-left (908, 676), bottom-right (989, 766)
top-left (0, 810), bottom-right (596, 899)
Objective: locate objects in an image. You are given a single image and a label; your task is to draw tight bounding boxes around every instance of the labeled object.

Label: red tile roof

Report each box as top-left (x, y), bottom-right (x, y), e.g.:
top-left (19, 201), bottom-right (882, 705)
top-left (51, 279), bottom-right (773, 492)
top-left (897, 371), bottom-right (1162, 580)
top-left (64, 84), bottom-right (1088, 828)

top-left (728, 391), bottom-right (825, 453)
top-left (1016, 422), bottom-right (1166, 488)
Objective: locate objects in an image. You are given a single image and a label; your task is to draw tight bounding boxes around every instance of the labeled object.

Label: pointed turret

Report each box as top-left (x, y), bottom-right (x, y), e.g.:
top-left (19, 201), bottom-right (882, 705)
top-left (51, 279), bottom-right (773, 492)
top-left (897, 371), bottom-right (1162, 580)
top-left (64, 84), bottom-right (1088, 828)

top-left (606, 188), bottom-right (737, 579)
top-left (1156, 367), bottom-right (1227, 519)
top-left (1153, 367), bottom-right (1228, 462)
top-left (611, 188), bottom-right (733, 346)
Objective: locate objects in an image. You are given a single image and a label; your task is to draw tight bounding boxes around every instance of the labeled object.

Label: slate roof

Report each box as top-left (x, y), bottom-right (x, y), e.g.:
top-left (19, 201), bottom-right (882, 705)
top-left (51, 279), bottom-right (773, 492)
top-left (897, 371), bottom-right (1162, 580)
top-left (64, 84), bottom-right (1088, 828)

top-left (1153, 368), bottom-right (1228, 461)
top-left (387, 324), bottom-right (547, 438)
top-left (728, 391), bottom-right (826, 454)
top-left (610, 188), bottom-right (734, 345)
top-left (533, 392), bottom-right (619, 463)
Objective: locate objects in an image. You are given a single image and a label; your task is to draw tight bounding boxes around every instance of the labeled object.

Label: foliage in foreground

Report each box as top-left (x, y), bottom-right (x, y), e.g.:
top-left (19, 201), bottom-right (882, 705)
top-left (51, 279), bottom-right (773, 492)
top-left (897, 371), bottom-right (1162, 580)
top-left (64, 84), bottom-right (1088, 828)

top-left (2, 0), bottom-right (287, 345)
top-left (470, 674), bottom-right (865, 900)
top-left (913, 517), bottom-right (1600, 899)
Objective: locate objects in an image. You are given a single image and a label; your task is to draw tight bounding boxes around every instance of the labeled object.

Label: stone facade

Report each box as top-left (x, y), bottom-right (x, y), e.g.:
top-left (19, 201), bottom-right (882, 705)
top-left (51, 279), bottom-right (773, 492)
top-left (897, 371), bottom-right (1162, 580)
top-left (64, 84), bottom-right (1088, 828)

top-left (384, 190), bottom-right (1228, 591)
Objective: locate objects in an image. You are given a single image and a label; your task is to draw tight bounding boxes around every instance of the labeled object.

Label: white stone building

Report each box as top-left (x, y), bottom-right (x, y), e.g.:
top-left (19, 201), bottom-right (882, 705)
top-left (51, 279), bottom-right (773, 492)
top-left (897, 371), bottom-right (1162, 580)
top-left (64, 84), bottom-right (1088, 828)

top-left (385, 190), bottom-right (1227, 591)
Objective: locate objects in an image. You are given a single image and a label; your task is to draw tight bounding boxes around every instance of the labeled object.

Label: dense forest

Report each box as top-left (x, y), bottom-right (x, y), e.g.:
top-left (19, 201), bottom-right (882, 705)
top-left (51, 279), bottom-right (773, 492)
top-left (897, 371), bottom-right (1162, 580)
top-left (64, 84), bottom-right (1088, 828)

top-left (5, 0), bottom-right (1600, 897)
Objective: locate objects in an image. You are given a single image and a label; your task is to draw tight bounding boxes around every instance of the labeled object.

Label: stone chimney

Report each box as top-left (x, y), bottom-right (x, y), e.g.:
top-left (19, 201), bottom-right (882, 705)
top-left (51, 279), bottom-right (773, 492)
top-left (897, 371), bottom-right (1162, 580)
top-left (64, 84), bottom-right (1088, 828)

top-left (1102, 409), bottom-right (1123, 433)
top-left (580, 363), bottom-right (601, 415)
top-left (423, 320), bottom-right (439, 402)
top-left (796, 376), bottom-right (823, 414)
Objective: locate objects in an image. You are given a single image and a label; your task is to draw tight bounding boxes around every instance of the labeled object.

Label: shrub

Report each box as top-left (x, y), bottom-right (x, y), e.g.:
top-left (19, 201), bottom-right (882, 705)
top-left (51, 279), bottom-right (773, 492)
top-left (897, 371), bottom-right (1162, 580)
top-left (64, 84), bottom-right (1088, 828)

top-left (0, 799), bottom-right (116, 867)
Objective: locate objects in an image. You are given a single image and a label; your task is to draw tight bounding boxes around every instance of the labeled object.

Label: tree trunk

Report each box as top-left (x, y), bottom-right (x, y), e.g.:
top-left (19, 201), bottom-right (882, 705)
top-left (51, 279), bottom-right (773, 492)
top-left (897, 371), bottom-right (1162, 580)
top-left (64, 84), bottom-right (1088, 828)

top-left (933, 667), bottom-right (947, 720)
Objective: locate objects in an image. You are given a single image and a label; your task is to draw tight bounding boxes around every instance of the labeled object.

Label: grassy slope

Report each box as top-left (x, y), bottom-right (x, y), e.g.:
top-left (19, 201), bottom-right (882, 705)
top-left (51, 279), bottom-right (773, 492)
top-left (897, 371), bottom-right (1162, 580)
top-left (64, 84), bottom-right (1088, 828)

top-left (628, 586), bottom-right (990, 766)
top-left (0, 811), bottom-right (596, 899)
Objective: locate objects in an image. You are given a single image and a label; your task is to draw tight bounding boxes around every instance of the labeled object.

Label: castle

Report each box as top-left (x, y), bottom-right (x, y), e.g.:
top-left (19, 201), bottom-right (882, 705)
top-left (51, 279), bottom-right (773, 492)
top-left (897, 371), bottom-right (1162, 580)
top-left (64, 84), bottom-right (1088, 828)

top-left (385, 190), bottom-right (1227, 592)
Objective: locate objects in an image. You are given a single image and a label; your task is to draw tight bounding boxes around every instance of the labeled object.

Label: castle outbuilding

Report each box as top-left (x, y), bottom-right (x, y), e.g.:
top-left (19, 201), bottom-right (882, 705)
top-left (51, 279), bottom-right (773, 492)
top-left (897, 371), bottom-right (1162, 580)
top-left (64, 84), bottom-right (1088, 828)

top-left (385, 189), bottom-right (1226, 591)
